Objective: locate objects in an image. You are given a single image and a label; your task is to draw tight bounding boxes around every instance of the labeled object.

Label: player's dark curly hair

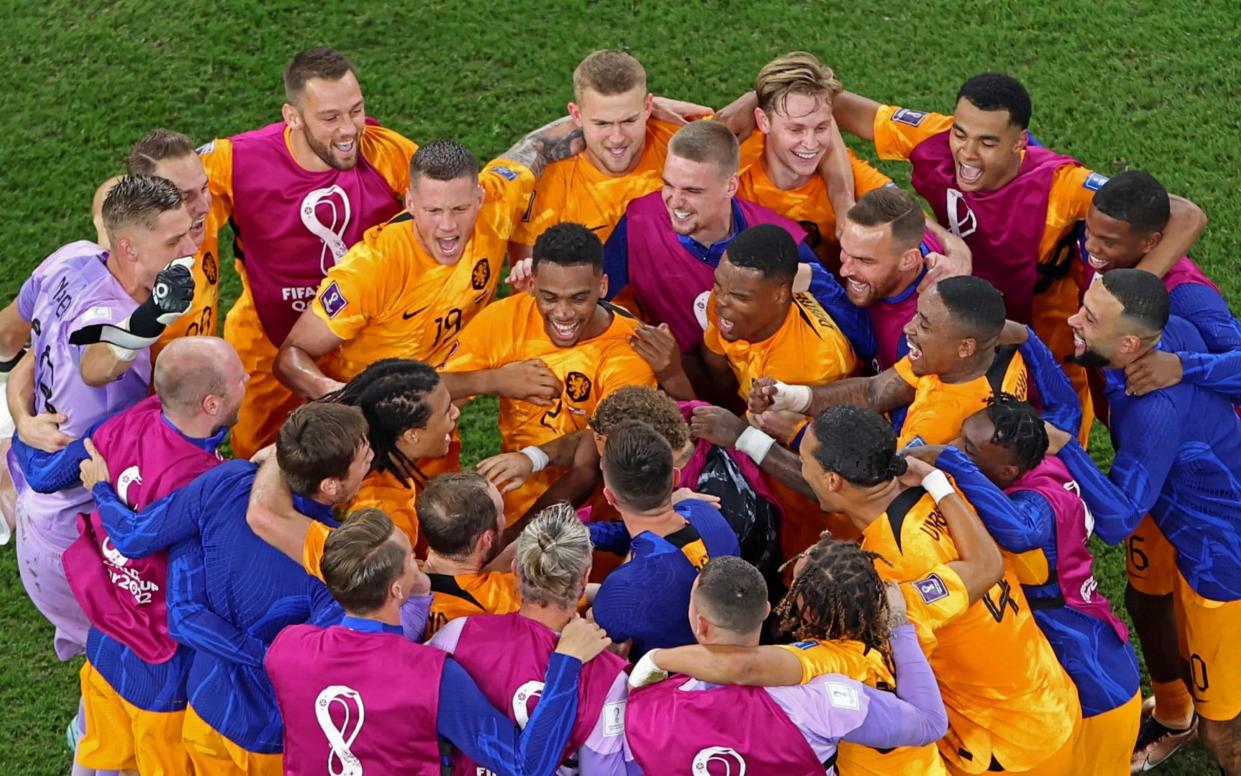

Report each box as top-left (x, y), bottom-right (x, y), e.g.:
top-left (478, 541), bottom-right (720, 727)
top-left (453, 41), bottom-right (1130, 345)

top-left (957, 72), bottom-right (1031, 129)
top-left (725, 224), bottom-right (799, 283)
top-left (809, 406), bottom-right (907, 486)
top-left (323, 359), bottom-right (441, 487)
top-left (1093, 170), bottom-right (1171, 236)
top-left (589, 386), bottom-right (691, 451)
top-left (983, 393), bottom-right (1048, 475)
top-left (532, 222), bottom-right (604, 272)
top-left (776, 536), bottom-right (892, 654)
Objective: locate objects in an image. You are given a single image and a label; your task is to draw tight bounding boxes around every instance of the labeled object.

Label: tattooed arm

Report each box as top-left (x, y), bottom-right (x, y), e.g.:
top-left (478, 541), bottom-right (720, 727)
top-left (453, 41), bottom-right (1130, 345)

top-left (749, 368), bottom-right (915, 417)
top-left (499, 116), bottom-right (586, 178)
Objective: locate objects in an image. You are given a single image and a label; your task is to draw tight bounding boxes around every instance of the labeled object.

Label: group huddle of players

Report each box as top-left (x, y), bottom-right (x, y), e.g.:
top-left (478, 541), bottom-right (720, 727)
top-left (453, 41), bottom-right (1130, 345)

top-left (0, 43), bottom-right (1238, 776)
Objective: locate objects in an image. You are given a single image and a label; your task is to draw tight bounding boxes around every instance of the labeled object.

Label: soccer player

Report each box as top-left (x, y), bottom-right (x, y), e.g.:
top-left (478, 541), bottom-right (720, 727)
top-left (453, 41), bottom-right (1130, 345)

top-left (266, 508), bottom-right (613, 775)
top-left (1050, 269), bottom-right (1241, 774)
top-left (591, 420), bottom-right (739, 658)
top-left (417, 473), bottom-right (523, 639)
top-left (1081, 170), bottom-right (1241, 767)
top-left (247, 360), bottom-right (459, 571)
top-left (430, 503), bottom-right (632, 773)
top-left (509, 49), bottom-right (682, 258)
top-left (1, 175), bottom-right (196, 665)
top-left (601, 120), bottom-right (873, 366)
top-left (828, 72), bottom-right (1207, 426)
top-left (440, 223), bottom-right (656, 521)
top-left (275, 115), bottom-right (589, 399)
top-left (199, 47), bottom-right (418, 458)
top-left (913, 394), bottom-right (1143, 776)
top-left (60, 337), bottom-right (244, 774)
top-left (627, 447), bottom-right (1008, 776)
top-left (623, 554), bottom-right (948, 774)
top-left (91, 128), bottom-right (230, 363)
top-left (799, 406), bottom-right (1082, 774)
top-left (82, 402), bottom-right (375, 773)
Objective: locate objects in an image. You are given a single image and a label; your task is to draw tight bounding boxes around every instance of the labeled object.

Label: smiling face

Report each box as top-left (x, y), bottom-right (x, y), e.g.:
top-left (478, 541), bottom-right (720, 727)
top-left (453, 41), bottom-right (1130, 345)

top-left (1066, 278), bottom-right (1129, 368)
top-left (397, 382), bottom-right (460, 460)
top-left (569, 86), bottom-right (652, 175)
top-left (406, 175), bottom-right (484, 265)
top-left (948, 98), bottom-right (1025, 192)
top-left (954, 411), bottom-right (1020, 488)
top-left (711, 253), bottom-right (788, 343)
top-left (901, 287), bottom-right (966, 377)
top-left (286, 72), bottom-right (367, 171)
top-left (756, 91), bottom-right (835, 185)
top-left (1082, 204), bottom-right (1160, 273)
top-left (533, 261), bottom-right (607, 347)
top-left (661, 153), bottom-right (737, 241)
top-left (151, 154), bottom-right (211, 247)
top-left (838, 219), bottom-right (918, 308)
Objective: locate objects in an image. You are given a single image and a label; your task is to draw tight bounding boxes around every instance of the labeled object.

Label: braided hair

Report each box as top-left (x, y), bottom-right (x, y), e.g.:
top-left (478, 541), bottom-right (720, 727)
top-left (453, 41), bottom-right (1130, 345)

top-left (775, 537), bottom-right (891, 654)
top-left (323, 359), bottom-right (440, 487)
top-left (809, 406), bottom-right (908, 486)
top-left (983, 393), bottom-right (1049, 475)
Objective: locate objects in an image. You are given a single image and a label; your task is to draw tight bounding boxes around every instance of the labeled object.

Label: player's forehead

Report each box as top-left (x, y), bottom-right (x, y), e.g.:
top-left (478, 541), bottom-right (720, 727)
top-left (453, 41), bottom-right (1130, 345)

top-left (769, 91), bottom-right (832, 124)
top-left (840, 219), bottom-right (891, 260)
top-left (534, 260), bottom-right (598, 290)
top-left (663, 153), bottom-right (725, 187)
top-left (297, 71), bottom-right (364, 113)
top-left (409, 174), bottom-right (478, 203)
top-left (1082, 278), bottom-right (1122, 319)
top-left (715, 254), bottom-right (766, 289)
top-left (153, 153), bottom-right (208, 191)
top-left (576, 86), bottom-right (646, 117)
top-left (960, 410), bottom-right (995, 446)
top-left (1085, 204), bottom-right (1133, 237)
top-left (951, 98), bottom-right (1018, 139)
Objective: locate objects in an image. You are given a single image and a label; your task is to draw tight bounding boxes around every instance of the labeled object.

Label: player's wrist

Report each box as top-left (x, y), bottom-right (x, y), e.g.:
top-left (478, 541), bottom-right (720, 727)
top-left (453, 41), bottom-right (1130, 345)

top-left (771, 382), bottom-right (812, 413)
top-left (520, 446), bottom-right (549, 473)
top-left (735, 427), bottom-right (776, 464)
top-left (920, 469), bottom-right (955, 503)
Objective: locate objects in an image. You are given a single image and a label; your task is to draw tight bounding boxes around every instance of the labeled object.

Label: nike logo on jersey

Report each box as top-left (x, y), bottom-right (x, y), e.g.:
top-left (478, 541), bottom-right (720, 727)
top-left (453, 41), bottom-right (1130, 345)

top-left (402, 306), bottom-right (428, 320)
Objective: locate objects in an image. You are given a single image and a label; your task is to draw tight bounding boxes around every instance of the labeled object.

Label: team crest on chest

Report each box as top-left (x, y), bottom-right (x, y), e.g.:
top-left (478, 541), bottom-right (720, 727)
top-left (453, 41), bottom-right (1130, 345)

top-left (945, 188), bottom-right (978, 238)
top-left (471, 259), bottom-right (490, 290)
top-left (202, 251), bottom-right (219, 285)
top-left (565, 371), bottom-right (592, 402)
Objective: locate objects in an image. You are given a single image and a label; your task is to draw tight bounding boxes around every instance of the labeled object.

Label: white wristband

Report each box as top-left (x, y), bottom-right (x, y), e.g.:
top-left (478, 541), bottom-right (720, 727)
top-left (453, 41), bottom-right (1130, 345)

top-left (921, 470), bottom-right (955, 503)
top-left (520, 445), bottom-right (550, 473)
top-left (770, 382), bottom-right (812, 414)
top-left (735, 427), bottom-right (776, 465)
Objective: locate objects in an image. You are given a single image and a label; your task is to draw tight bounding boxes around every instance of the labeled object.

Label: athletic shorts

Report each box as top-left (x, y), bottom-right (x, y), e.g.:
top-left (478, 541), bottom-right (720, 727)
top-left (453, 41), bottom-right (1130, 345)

top-left (76, 660), bottom-right (190, 774)
top-left (1174, 571), bottom-right (1241, 721)
top-left (183, 704), bottom-right (282, 776)
top-left (1125, 514), bottom-right (1177, 596)
top-left (1075, 691), bottom-right (1141, 776)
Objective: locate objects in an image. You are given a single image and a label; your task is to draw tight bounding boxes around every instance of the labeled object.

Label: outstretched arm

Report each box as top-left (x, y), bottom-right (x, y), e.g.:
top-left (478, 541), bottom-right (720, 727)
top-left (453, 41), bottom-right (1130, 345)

top-left (501, 116), bottom-right (586, 178)
top-left (273, 311), bottom-right (346, 400)
top-left (748, 369), bottom-right (915, 418)
top-left (832, 91), bottom-right (883, 141)
top-left (840, 623), bottom-right (948, 748)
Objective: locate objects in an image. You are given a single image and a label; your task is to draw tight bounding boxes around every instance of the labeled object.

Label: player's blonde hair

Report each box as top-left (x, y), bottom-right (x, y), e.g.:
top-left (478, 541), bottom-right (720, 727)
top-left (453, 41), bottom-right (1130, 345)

top-left (515, 503), bottom-right (592, 609)
top-left (667, 120), bottom-right (740, 176)
top-left (572, 49), bottom-right (647, 102)
top-left (755, 51), bottom-right (842, 115)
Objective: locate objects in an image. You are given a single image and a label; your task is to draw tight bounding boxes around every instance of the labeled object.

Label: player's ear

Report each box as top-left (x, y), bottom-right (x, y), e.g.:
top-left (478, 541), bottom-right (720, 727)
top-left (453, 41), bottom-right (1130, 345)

top-left (643, 92), bottom-right (654, 116)
top-left (725, 172), bottom-right (740, 199)
top-left (403, 186), bottom-right (416, 214)
top-left (754, 107), bottom-right (771, 134)
top-left (597, 271), bottom-right (608, 300)
top-left (900, 247), bottom-right (923, 273)
top-left (1138, 230), bottom-right (1162, 255)
top-left (958, 337), bottom-right (978, 359)
top-left (567, 102), bottom-right (583, 126)
top-left (602, 484), bottom-right (617, 508)
top-left (281, 102), bottom-right (301, 130)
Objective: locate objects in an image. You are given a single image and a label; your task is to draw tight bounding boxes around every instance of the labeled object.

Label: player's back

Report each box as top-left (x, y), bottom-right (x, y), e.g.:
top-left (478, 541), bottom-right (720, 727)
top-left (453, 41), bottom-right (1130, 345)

top-left (423, 571), bottom-right (521, 641)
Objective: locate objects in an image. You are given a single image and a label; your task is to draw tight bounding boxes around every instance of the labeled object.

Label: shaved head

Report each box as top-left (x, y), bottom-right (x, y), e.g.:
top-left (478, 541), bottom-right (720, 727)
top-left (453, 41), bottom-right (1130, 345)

top-left (154, 337), bottom-right (244, 418)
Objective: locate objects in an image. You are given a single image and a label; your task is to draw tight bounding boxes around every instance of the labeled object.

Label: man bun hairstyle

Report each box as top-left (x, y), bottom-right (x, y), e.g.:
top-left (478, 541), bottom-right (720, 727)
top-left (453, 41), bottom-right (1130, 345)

top-left (809, 406), bottom-right (907, 487)
top-left (515, 503), bottom-right (593, 609)
top-left (1093, 171), bottom-right (1171, 235)
top-left (956, 72), bottom-right (1032, 130)
top-left (724, 224), bottom-right (799, 284)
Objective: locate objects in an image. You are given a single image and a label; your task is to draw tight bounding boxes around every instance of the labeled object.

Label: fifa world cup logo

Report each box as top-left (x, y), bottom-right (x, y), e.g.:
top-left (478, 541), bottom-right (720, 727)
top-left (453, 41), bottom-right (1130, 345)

top-left (945, 188), bottom-right (978, 238)
top-left (692, 746), bottom-right (747, 775)
top-left (315, 685), bottom-right (365, 776)
top-left (301, 185), bottom-right (353, 274)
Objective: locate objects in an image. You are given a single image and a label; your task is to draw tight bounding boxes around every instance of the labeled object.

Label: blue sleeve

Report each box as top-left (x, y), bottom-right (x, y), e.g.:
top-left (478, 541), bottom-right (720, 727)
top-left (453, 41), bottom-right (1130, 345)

top-left (591, 578), bottom-right (636, 644)
top-left (589, 522), bottom-right (633, 556)
top-left (935, 447), bottom-right (1051, 553)
top-left (602, 216), bottom-right (630, 301)
top-left (1057, 437), bottom-right (1149, 546)
top-left (93, 481), bottom-right (200, 558)
top-left (438, 654), bottom-right (582, 776)
top-left (307, 581), bottom-right (344, 628)
top-left (806, 261), bottom-right (876, 362)
top-left (1019, 327), bottom-right (1082, 437)
top-left (166, 539), bottom-right (268, 667)
top-left (1171, 284), bottom-right (1241, 353)
top-left (1176, 349), bottom-right (1241, 403)
top-left (9, 435), bottom-right (89, 493)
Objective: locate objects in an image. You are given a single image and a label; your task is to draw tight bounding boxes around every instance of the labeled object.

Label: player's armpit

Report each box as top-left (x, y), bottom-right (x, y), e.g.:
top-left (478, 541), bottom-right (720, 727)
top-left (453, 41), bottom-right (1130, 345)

top-left (654, 643), bottom-right (806, 686)
top-left (273, 311), bottom-right (345, 400)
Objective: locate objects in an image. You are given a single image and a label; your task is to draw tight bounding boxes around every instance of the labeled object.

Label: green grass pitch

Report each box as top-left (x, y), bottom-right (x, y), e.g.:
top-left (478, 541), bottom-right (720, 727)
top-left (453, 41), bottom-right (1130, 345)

top-left (2, 1), bottom-right (1237, 772)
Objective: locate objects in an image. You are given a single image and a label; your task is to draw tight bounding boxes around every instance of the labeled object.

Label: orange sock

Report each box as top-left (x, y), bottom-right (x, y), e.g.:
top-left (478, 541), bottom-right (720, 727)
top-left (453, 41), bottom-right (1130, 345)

top-left (1151, 679), bottom-right (1195, 727)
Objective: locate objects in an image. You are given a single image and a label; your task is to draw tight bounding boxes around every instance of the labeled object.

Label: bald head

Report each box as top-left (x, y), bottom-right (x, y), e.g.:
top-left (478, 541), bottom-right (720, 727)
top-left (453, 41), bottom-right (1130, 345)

top-left (153, 337), bottom-right (243, 418)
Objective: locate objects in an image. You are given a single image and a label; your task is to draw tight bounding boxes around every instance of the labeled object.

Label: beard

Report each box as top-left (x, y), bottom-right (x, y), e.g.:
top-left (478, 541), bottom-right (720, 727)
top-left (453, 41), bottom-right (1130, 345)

top-left (302, 126), bottom-right (355, 171)
top-left (1064, 347), bottom-right (1111, 368)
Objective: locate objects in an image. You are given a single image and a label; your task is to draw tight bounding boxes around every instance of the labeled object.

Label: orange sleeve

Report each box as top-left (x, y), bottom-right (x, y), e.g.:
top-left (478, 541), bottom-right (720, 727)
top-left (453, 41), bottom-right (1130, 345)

top-left (443, 301), bottom-right (510, 372)
top-left (301, 521), bottom-right (332, 581)
top-left (1001, 350), bottom-right (1030, 400)
top-left (646, 119), bottom-right (680, 149)
top-left (872, 105), bottom-right (955, 162)
top-left (892, 356), bottom-right (918, 387)
top-left (848, 149), bottom-right (894, 196)
top-left (510, 165), bottom-right (566, 246)
top-left (1041, 164), bottom-right (1102, 260)
top-left (351, 477), bottom-right (419, 547)
top-left (901, 564), bottom-right (971, 652)
top-left (739, 132), bottom-right (766, 171)
top-left (479, 160), bottom-right (537, 242)
top-left (360, 124), bottom-right (418, 195)
top-left (598, 344), bottom-right (658, 395)
top-left (310, 234), bottom-right (397, 342)
top-left (777, 641), bottom-right (847, 685)
top-left (198, 137), bottom-right (235, 221)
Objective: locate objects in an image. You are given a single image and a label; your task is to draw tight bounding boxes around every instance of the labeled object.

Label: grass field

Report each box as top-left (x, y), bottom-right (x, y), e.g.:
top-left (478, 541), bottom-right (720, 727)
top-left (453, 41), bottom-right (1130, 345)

top-left (2, 1), bottom-right (1237, 772)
